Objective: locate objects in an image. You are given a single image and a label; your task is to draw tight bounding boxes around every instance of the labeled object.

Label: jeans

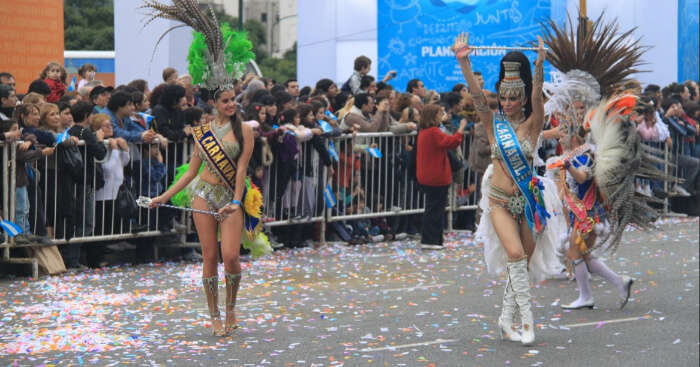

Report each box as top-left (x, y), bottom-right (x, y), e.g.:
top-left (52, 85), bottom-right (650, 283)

top-left (15, 186), bottom-right (30, 233)
top-left (421, 185), bottom-right (449, 246)
top-left (677, 154), bottom-right (700, 191)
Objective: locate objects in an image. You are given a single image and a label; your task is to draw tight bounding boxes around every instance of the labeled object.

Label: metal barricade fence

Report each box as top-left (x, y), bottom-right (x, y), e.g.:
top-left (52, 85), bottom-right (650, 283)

top-left (2, 131), bottom-right (694, 274)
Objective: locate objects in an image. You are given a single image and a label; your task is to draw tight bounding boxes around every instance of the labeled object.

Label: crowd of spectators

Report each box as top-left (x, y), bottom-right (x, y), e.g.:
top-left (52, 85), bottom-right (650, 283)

top-left (0, 56), bottom-right (698, 270)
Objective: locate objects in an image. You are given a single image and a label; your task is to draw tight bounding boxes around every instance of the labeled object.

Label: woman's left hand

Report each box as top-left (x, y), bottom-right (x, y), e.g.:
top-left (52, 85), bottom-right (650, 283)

top-left (218, 203), bottom-right (240, 217)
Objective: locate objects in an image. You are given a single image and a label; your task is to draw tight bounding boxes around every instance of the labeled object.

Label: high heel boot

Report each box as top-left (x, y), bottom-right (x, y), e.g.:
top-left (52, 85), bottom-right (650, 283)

top-left (225, 272), bottom-right (242, 334)
top-left (498, 276), bottom-right (522, 342)
top-left (202, 275), bottom-right (226, 336)
top-left (508, 257), bottom-right (535, 345)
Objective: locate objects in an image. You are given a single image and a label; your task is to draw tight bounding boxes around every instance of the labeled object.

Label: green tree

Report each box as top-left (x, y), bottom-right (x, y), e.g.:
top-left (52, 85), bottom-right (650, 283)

top-left (259, 42), bottom-right (297, 82)
top-left (64, 0), bottom-right (114, 50)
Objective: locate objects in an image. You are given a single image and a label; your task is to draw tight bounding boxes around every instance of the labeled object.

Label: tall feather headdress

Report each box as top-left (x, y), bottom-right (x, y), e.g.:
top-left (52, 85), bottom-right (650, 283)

top-left (142, 0), bottom-right (253, 91)
top-left (541, 13), bottom-right (649, 99)
top-left (539, 13), bottom-right (649, 138)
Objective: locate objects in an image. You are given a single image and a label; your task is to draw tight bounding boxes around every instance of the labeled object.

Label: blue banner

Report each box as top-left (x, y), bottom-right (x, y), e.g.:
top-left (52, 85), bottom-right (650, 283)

top-left (378, 0), bottom-right (557, 92)
top-left (678, 0), bottom-right (699, 82)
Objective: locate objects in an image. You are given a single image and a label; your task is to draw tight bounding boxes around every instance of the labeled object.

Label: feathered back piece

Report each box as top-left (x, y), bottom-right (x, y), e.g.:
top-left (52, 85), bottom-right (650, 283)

top-left (541, 13), bottom-right (648, 98)
top-left (142, 0), bottom-right (233, 91)
top-left (587, 96), bottom-right (670, 255)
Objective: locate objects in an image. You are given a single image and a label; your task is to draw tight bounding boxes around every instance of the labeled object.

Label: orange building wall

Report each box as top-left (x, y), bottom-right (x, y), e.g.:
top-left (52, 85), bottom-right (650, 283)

top-left (0, 0), bottom-right (65, 94)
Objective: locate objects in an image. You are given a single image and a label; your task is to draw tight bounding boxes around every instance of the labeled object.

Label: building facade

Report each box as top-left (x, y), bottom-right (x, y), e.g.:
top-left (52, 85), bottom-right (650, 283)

top-left (201, 0), bottom-right (297, 57)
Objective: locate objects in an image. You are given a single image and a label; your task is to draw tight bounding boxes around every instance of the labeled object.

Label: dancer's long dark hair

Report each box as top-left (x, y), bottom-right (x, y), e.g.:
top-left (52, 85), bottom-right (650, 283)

top-left (495, 51), bottom-right (533, 119)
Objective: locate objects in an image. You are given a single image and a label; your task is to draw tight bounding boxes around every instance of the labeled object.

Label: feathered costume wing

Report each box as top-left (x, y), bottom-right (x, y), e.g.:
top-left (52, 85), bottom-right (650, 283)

top-left (587, 97), bottom-right (671, 254)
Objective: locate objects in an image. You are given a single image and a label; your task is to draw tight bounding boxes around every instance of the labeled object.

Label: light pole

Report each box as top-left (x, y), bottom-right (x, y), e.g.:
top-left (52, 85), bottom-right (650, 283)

top-left (271, 13), bottom-right (297, 55)
top-left (238, 0), bottom-right (243, 31)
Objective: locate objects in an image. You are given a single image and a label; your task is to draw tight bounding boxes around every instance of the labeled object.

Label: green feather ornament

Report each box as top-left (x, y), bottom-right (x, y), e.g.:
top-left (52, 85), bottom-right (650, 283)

top-left (187, 23), bottom-right (255, 86)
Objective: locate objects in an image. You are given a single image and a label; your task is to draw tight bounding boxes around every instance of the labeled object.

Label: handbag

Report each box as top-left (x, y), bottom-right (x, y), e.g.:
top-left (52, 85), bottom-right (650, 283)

top-left (115, 183), bottom-right (138, 219)
top-left (58, 145), bottom-right (84, 183)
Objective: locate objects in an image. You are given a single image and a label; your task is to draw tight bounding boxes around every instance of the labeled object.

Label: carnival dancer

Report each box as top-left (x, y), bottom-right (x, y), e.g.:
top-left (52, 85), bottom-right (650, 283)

top-left (540, 15), bottom-right (665, 310)
top-left (144, 0), bottom-right (262, 337)
top-left (453, 33), bottom-right (566, 345)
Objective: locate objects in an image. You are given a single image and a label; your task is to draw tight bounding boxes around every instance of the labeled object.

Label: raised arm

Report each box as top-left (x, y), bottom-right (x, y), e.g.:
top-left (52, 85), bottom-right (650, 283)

top-left (452, 32), bottom-right (493, 139)
top-left (529, 36), bottom-right (546, 134)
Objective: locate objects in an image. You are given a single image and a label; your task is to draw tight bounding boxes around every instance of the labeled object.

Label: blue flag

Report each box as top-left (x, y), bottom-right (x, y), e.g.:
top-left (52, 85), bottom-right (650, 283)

top-left (366, 147), bottom-right (382, 158)
top-left (324, 110), bottom-right (337, 121)
top-left (0, 218), bottom-right (23, 237)
top-left (323, 184), bottom-right (337, 208)
top-left (319, 120), bottom-right (332, 133)
top-left (67, 76), bottom-right (76, 92)
top-left (327, 140), bottom-right (339, 162)
top-left (138, 112), bottom-right (154, 128)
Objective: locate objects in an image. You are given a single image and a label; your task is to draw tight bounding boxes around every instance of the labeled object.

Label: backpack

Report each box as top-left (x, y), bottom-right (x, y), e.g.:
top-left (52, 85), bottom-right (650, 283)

top-left (340, 75), bottom-right (354, 94)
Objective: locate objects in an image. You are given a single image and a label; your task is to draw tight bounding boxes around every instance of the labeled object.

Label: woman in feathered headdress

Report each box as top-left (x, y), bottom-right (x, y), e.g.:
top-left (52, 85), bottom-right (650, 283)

top-left (453, 33), bottom-right (567, 346)
top-left (540, 14), bottom-right (666, 311)
top-left (143, 0), bottom-right (263, 337)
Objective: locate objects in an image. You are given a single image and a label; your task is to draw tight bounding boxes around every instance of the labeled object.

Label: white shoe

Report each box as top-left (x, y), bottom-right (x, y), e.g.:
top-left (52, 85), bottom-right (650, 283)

top-left (619, 276), bottom-right (634, 309)
top-left (673, 185), bottom-right (691, 197)
top-left (420, 243), bottom-right (444, 250)
top-left (370, 234), bottom-right (384, 242)
top-left (561, 298), bottom-right (595, 310)
top-left (394, 233), bottom-right (408, 240)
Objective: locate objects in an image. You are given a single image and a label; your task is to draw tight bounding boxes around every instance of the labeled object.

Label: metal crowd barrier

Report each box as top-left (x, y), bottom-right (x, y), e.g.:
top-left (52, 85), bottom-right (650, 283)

top-left (2, 130), bottom-right (695, 276)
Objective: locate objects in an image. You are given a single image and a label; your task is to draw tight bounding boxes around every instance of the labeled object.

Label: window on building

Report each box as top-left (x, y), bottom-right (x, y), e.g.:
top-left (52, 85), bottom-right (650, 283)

top-left (261, 13), bottom-right (267, 22)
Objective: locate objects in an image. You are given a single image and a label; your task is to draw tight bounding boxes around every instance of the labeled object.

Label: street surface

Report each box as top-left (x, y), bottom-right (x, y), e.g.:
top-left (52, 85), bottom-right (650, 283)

top-left (1, 218), bottom-right (698, 366)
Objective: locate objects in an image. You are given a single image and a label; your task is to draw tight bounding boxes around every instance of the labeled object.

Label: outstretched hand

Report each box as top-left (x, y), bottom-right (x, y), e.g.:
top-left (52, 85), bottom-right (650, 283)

top-left (451, 32), bottom-right (473, 60)
top-left (535, 35), bottom-right (545, 65)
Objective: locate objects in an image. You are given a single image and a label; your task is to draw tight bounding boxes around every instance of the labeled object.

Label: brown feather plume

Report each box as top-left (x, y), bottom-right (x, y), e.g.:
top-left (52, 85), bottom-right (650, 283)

top-left (539, 13), bottom-right (650, 97)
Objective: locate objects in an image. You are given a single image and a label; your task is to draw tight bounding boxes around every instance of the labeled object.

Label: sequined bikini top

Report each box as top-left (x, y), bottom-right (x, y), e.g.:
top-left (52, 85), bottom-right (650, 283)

top-left (198, 122), bottom-right (241, 166)
top-left (490, 138), bottom-right (535, 161)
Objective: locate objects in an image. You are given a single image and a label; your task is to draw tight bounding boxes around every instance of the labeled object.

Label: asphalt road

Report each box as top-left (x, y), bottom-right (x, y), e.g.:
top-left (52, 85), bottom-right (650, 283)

top-left (1, 218), bottom-right (698, 367)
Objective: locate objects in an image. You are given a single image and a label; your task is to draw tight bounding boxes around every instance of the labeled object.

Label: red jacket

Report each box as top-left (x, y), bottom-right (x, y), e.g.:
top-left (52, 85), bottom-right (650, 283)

top-left (417, 126), bottom-right (463, 187)
top-left (44, 78), bottom-right (66, 103)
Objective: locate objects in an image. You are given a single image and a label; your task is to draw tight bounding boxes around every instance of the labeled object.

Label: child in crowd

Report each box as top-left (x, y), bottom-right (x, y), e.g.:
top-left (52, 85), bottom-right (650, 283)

top-left (0, 120), bottom-right (54, 244)
top-left (277, 108), bottom-right (313, 219)
top-left (77, 63), bottom-right (97, 91)
top-left (40, 62), bottom-right (68, 103)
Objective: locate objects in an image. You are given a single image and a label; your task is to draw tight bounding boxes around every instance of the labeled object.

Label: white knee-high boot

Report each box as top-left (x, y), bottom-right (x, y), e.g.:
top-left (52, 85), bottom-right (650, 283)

top-left (508, 257), bottom-right (535, 345)
top-left (498, 277), bottom-right (522, 342)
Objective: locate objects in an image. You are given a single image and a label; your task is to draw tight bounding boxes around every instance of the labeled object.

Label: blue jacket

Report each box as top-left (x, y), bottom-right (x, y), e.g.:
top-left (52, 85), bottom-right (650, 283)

top-left (140, 157), bottom-right (166, 197)
top-left (105, 108), bottom-right (146, 143)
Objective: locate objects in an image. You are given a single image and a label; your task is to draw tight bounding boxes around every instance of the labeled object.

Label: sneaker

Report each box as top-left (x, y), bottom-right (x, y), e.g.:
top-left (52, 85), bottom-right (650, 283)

top-left (673, 185), bottom-right (692, 197)
top-left (394, 233), bottom-right (408, 240)
top-left (643, 185), bottom-right (653, 197)
top-left (271, 241), bottom-right (285, 249)
top-left (28, 235), bottom-right (53, 246)
top-left (183, 250), bottom-right (203, 261)
top-left (370, 234), bottom-right (384, 242)
top-left (420, 243), bottom-right (444, 250)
